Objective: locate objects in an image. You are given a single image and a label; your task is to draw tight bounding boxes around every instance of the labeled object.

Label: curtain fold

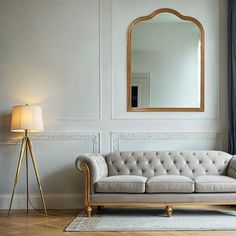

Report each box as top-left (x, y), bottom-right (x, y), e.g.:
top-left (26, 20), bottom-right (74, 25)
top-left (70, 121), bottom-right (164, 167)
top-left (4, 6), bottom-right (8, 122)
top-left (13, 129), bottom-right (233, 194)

top-left (228, 0), bottom-right (236, 154)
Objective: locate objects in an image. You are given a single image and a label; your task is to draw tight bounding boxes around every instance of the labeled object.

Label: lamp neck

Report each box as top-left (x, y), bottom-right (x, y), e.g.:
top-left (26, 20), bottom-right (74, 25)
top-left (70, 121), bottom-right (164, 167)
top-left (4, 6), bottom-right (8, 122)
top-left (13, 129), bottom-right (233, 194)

top-left (24, 129), bottom-right (29, 138)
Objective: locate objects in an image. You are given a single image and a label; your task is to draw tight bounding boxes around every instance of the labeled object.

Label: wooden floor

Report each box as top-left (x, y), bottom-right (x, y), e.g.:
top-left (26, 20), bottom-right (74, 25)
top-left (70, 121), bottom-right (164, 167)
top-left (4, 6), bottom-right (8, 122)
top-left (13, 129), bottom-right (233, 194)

top-left (0, 207), bottom-right (236, 236)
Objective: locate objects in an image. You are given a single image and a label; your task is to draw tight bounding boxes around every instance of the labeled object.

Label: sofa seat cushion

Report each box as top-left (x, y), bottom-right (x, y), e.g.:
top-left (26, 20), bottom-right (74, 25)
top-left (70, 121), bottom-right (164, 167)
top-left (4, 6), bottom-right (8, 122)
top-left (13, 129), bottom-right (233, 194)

top-left (195, 175), bottom-right (236, 193)
top-left (95, 175), bottom-right (147, 193)
top-left (146, 175), bottom-right (194, 193)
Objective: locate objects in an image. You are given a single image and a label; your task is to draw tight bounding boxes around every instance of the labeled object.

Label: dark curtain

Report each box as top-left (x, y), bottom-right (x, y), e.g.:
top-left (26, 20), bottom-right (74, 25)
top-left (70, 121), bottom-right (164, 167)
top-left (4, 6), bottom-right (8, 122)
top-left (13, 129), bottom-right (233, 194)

top-left (228, 0), bottom-right (236, 154)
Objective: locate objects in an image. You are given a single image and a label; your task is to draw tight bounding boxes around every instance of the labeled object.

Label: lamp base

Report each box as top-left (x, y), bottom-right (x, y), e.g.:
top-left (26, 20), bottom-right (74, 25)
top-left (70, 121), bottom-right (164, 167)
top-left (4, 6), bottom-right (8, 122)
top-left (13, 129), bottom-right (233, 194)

top-left (8, 131), bottom-right (47, 217)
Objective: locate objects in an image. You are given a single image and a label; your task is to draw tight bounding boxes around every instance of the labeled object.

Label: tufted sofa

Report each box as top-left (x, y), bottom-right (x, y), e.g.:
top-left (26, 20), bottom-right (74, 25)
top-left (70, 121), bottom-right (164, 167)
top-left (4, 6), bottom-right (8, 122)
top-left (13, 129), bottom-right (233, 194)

top-left (75, 151), bottom-right (236, 217)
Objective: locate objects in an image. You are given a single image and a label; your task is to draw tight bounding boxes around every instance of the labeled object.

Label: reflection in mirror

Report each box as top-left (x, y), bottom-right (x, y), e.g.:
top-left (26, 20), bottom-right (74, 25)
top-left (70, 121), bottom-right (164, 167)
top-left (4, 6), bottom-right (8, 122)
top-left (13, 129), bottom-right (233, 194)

top-left (127, 9), bottom-right (204, 112)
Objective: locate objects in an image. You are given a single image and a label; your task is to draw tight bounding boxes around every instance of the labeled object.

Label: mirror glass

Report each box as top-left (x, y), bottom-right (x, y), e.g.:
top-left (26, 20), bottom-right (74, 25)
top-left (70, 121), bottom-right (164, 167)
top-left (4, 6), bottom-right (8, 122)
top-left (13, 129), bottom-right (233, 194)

top-left (128, 10), bottom-right (204, 112)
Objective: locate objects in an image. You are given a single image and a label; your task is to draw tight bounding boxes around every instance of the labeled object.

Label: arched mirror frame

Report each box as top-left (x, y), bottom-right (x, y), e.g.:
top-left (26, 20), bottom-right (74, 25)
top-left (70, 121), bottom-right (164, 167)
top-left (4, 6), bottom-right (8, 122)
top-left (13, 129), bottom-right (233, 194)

top-left (127, 8), bottom-right (205, 112)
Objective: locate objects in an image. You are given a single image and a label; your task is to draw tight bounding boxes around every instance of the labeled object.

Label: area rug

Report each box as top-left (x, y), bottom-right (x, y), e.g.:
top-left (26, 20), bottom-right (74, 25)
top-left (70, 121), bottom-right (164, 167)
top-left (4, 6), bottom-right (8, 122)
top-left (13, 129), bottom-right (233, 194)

top-left (64, 208), bottom-right (236, 232)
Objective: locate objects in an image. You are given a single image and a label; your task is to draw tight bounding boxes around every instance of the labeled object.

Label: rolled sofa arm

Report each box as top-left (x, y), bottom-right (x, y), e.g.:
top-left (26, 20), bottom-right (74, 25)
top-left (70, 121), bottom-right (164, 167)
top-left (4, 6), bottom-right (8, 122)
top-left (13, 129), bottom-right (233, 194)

top-left (227, 155), bottom-right (236, 178)
top-left (75, 153), bottom-right (108, 192)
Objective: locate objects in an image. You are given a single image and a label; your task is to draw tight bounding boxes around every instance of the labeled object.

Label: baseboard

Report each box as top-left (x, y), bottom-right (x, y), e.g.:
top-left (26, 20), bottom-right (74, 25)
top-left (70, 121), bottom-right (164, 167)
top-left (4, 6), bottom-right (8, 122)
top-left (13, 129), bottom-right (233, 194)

top-left (0, 193), bottom-right (84, 210)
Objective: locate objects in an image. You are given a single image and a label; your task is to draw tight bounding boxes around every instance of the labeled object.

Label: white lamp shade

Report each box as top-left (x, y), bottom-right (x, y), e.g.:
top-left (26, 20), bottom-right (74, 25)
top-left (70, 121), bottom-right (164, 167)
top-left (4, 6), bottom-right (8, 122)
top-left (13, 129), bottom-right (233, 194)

top-left (11, 105), bottom-right (44, 132)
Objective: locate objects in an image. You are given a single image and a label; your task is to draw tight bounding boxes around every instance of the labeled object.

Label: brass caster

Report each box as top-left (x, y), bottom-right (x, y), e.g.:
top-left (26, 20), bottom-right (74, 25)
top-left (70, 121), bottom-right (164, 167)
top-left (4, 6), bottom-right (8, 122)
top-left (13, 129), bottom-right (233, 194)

top-left (86, 206), bottom-right (92, 217)
top-left (166, 205), bottom-right (173, 217)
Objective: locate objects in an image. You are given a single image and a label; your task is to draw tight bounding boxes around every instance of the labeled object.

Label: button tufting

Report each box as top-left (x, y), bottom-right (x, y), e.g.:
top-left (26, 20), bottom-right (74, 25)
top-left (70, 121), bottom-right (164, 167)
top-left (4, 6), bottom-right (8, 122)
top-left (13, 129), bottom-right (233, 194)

top-left (161, 161), bottom-right (164, 164)
top-left (179, 169), bottom-right (182, 173)
top-left (206, 170), bottom-right (208, 172)
top-left (186, 161), bottom-right (189, 164)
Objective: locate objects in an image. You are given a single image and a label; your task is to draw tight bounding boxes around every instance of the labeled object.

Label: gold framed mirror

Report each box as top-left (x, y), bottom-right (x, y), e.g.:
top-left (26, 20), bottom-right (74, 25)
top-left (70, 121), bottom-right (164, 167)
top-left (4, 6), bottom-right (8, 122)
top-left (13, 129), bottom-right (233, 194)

top-left (127, 8), bottom-right (205, 112)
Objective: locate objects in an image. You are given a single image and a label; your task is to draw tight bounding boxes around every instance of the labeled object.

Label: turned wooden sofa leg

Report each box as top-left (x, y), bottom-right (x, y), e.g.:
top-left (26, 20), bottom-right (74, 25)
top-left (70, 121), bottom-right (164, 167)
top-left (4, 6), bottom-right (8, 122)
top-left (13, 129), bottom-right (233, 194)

top-left (86, 206), bottom-right (92, 217)
top-left (166, 205), bottom-right (173, 217)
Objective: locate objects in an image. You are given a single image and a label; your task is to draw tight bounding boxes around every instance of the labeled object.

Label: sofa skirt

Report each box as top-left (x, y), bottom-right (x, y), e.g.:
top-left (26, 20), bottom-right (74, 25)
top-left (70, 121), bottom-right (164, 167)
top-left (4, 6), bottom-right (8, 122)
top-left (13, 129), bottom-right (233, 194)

top-left (91, 193), bottom-right (236, 204)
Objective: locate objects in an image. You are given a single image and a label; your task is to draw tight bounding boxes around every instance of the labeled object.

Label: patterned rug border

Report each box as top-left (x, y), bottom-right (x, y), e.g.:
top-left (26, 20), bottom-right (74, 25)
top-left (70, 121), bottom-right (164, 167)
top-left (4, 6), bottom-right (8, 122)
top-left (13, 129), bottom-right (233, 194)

top-left (64, 211), bottom-right (101, 232)
top-left (64, 209), bottom-right (236, 232)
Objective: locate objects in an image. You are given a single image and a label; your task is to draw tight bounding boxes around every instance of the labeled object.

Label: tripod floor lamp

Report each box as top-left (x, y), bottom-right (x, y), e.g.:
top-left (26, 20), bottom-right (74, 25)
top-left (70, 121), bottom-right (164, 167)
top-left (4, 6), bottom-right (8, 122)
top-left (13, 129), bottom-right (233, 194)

top-left (8, 104), bottom-right (47, 217)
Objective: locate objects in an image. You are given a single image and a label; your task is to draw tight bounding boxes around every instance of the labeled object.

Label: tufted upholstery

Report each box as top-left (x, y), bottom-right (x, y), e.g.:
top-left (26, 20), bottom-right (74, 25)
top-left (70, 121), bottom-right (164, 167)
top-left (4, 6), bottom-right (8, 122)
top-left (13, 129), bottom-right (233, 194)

top-left (105, 151), bottom-right (232, 178)
top-left (75, 153), bottom-right (108, 193)
top-left (227, 155), bottom-right (236, 178)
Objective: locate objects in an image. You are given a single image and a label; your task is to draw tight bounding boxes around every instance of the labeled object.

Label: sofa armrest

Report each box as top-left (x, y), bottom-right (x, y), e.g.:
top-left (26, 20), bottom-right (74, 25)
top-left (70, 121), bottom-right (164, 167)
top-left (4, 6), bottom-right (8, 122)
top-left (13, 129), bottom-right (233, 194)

top-left (75, 153), bottom-right (108, 191)
top-left (227, 155), bottom-right (236, 178)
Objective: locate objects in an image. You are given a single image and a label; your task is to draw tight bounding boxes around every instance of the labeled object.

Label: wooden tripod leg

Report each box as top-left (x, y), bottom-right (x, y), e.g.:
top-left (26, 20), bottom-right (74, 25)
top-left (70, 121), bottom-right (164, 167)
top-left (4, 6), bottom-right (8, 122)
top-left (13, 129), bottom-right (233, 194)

top-left (8, 138), bottom-right (27, 217)
top-left (27, 138), bottom-right (47, 216)
top-left (25, 142), bottom-right (29, 214)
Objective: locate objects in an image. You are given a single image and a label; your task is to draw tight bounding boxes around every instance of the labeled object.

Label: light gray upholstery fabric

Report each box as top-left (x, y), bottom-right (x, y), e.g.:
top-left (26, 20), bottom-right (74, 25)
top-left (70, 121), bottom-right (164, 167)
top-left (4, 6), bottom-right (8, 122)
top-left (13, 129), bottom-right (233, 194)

top-left (195, 175), bottom-right (236, 193)
top-left (95, 175), bottom-right (147, 193)
top-left (75, 154), bottom-right (108, 193)
top-left (105, 151), bottom-right (231, 178)
top-left (146, 175), bottom-right (194, 193)
top-left (227, 155), bottom-right (236, 178)
top-left (91, 193), bottom-right (236, 203)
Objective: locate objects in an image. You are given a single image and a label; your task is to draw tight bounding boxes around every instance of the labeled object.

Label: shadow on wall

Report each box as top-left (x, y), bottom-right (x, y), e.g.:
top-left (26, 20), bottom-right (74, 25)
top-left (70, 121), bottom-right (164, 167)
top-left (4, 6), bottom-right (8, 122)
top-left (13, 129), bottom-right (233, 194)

top-left (0, 112), bottom-right (11, 132)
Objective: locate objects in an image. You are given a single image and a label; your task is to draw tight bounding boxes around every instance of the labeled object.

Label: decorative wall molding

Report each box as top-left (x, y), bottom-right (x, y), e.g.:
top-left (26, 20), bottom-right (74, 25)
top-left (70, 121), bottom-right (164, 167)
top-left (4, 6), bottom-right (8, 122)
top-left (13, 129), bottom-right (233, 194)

top-left (0, 132), bottom-right (100, 153)
top-left (111, 132), bottom-right (227, 152)
top-left (0, 193), bottom-right (84, 210)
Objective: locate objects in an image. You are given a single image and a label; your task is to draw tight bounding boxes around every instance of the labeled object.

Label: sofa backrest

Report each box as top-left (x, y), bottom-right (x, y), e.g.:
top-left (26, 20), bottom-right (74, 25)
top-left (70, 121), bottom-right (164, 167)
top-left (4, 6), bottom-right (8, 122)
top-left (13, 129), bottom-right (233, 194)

top-left (105, 151), bottom-right (232, 178)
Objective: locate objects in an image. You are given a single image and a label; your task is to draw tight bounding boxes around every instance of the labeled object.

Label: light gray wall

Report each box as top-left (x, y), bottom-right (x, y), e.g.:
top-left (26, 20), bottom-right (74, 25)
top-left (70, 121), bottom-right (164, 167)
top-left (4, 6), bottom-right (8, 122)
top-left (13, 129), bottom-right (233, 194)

top-left (0, 0), bottom-right (228, 209)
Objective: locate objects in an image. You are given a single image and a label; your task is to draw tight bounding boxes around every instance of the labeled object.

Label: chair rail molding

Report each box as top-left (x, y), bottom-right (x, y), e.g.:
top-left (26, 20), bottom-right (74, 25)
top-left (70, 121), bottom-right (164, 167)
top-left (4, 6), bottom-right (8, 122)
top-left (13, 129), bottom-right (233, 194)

top-left (0, 132), bottom-right (100, 153)
top-left (111, 132), bottom-right (227, 152)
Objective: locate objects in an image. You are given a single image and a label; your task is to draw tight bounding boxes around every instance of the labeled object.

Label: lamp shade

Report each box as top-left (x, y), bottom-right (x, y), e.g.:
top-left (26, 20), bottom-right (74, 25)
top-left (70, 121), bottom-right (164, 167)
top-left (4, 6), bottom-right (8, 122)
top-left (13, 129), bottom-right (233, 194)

top-left (11, 105), bottom-right (44, 132)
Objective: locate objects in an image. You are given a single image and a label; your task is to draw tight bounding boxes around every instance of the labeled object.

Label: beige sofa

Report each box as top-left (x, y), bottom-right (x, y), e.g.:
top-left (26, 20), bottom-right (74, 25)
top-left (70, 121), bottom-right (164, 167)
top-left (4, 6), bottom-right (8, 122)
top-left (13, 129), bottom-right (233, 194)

top-left (75, 151), bottom-right (236, 217)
